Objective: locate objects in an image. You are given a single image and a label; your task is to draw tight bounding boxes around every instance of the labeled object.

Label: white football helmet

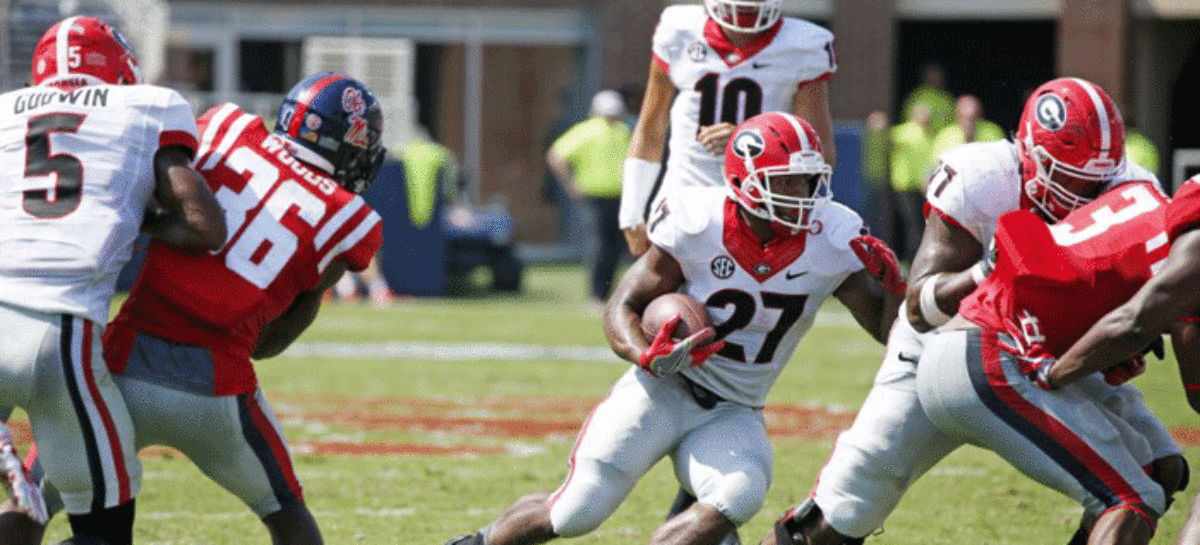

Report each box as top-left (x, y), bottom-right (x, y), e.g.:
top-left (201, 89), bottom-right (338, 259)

top-left (705, 0), bottom-right (783, 34)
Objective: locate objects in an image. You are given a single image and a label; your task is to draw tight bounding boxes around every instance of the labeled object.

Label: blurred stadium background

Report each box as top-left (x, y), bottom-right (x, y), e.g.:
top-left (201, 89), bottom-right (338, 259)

top-left (5, 0), bottom-right (1200, 262)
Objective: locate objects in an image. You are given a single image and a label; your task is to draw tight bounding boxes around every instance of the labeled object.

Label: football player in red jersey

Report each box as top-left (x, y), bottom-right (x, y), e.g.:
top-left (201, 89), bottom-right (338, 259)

top-left (619, 0), bottom-right (837, 261)
top-left (0, 16), bottom-right (225, 545)
top-left (1048, 175), bottom-right (1200, 544)
top-left (446, 113), bottom-right (903, 545)
top-left (762, 78), bottom-right (1185, 545)
top-left (915, 180), bottom-right (1186, 545)
top-left (1, 72), bottom-right (385, 545)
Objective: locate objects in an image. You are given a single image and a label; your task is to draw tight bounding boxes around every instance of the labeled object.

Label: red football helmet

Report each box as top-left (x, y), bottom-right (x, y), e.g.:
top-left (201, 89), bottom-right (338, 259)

top-left (725, 112), bottom-right (832, 234)
top-left (31, 16), bottom-right (142, 88)
top-left (705, 0), bottom-right (783, 34)
top-left (1016, 77), bottom-right (1125, 221)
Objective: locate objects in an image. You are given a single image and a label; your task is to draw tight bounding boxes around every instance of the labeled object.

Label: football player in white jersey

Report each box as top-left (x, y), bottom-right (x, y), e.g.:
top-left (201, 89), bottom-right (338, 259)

top-left (0, 16), bottom-right (225, 545)
top-left (620, 0), bottom-right (837, 257)
top-left (446, 112), bottom-right (904, 545)
top-left (762, 78), bottom-right (1186, 545)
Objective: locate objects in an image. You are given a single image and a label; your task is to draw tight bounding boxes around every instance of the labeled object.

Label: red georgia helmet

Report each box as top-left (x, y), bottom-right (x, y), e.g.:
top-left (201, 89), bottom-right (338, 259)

top-left (31, 16), bottom-right (142, 88)
top-left (1016, 77), bottom-right (1125, 221)
top-left (724, 112), bottom-right (832, 234)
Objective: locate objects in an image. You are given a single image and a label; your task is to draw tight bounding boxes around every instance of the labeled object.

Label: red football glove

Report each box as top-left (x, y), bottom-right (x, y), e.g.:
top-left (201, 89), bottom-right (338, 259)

top-left (1103, 356), bottom-right (1147, 386)
top-left (850, 235), bottom-right (906, 295)
top-left (638, 315), bottom-right (726, 377)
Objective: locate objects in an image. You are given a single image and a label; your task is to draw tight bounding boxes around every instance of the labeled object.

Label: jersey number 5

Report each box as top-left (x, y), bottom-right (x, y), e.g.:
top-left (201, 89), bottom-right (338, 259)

top-left (23, 113), bottom-right (86, 219)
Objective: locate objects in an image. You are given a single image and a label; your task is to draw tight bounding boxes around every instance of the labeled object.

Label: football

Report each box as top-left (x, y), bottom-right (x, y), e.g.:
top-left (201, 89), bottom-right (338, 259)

top-left (641, 292), bottom-right (711, 341)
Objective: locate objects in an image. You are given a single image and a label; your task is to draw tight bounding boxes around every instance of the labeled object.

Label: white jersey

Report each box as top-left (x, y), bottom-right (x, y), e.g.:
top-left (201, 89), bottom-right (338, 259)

top-left (0, 83), bottom-right (199, 323)
top-left (642, 6), bottom-right (835, 216)
top-left (647, 187), bottom-right (862, 407)
top-left (924, 140), bottom-right (1161, 247)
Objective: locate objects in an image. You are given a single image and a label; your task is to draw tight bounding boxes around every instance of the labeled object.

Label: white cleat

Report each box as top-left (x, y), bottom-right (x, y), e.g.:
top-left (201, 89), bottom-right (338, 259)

top-left (0, 424), bottom-right (48, 524)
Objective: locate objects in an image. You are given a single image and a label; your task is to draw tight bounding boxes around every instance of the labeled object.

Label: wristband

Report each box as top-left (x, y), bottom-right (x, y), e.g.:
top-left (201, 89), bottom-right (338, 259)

top-left (969, 261), bottom-right (988, 284)
top-left (919, 273), bottom-right (953, 327)
top-left (619, 157), bottom-right (663, 229)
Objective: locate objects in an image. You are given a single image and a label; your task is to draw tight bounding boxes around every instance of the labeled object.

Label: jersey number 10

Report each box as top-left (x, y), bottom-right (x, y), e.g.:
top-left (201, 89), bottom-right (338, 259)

top-left (695, 74), bottom-right (764, 129)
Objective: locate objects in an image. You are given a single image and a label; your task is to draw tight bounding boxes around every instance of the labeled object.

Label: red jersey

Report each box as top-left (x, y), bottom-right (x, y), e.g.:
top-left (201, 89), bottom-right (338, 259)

top-left (105, 103), bottom-right (383, 395)
top-left (960, 181), bottom-right (1169, 359)
top-left (1168, 175), bottom-right (1200, 242)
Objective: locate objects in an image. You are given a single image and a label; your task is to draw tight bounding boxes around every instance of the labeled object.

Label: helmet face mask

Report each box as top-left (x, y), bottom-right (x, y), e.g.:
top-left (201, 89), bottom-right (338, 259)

top-left (274, 73), bottom-right (387, 194)
top-left (31, 16), bottom-right (142, 87)
top-left (725, 113), bottom-right (832, 234)
top-left (1016, 77), bottom-right (1125, 222)
top-left (705, 0), bottom-right (783, 34)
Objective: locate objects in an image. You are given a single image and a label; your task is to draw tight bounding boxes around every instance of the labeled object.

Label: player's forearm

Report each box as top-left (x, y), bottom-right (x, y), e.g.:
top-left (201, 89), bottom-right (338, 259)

top-left (603, 298), bottom-right (652, 365)
top-left (1049, 306), bottom-right (1153, 387)
top-left (152, 149), bottom-right (226, 251)
top-left (253, 291), bottom-right (321, 359)
top-left (878, 292), bottom-right (904, 344)
top-left (905, 269), bottom-right (977, 332)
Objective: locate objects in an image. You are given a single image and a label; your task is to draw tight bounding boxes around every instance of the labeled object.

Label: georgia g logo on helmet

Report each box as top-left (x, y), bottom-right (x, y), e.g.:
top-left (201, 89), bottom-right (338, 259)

top-left (732, 130), bottom-right (765, 160)
top-left (1035, 94), bottom-right (1067, 131)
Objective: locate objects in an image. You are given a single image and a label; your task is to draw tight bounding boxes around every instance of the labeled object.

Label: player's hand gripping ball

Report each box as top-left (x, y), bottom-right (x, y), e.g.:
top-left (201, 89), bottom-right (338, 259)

top-left (638, 293), bottom-right (724, 377)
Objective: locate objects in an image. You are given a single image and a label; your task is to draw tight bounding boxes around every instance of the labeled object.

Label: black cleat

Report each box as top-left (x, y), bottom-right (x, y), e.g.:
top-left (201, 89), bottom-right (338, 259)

top-left (444, 532), bottom-right (484, 545)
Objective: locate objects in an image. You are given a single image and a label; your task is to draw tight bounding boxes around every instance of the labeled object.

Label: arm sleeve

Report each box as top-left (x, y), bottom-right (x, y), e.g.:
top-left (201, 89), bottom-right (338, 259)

top-left (794, 26), bottom-right (837, 86)
top-left (155, 88), bottom-right (200, 157)
top-left (650, 8), bottom-right (681, 75)
top-left (319, 196), bottom-right (383, 273)
top-left (1168, 178), bottom-right (1200, 242)
top-left (823, 204), bottom-right (868, 276)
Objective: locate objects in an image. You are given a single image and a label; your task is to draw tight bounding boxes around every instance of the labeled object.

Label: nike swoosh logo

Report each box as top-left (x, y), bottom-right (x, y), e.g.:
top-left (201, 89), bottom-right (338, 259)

top-left (897, 353), bottom-right (919, 364)
top-left (785, 271), bottom-right (807, 280)
top-left (752, 62), bottom-right (770, 69)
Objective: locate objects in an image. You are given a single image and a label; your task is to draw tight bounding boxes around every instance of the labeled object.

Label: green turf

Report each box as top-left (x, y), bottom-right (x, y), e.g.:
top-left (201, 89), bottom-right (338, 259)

top-left (31, 263), bottom-right (1200, 543)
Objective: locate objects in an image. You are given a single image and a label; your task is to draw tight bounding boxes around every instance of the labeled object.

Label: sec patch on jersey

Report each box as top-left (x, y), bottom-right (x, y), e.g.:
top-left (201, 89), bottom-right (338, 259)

top-left (641, 292), bottom-right (710, 341)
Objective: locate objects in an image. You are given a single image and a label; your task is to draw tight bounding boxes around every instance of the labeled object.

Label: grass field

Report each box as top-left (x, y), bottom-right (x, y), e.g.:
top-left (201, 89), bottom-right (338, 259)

top-left (22, 263), bottom-right (1200, 544)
